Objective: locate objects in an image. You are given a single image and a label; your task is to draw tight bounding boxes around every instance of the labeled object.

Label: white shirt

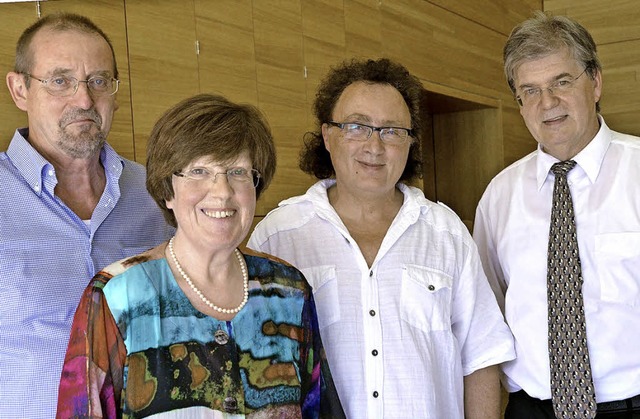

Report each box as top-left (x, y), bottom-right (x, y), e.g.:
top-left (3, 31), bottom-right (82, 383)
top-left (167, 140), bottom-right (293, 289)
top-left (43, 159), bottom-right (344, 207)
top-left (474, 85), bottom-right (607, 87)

top-left (473, 117), bottom-right (640, 403)
top-left (249, 180), bottom-right (515, 419)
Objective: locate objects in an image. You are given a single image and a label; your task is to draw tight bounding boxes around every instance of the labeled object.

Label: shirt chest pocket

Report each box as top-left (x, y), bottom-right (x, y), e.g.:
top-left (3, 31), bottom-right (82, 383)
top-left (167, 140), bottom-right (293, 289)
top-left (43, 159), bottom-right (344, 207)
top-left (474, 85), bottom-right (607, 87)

top-left (400, 265), bottom-right (453, 333)
top-left (595, 232), bottom-right (640, 306)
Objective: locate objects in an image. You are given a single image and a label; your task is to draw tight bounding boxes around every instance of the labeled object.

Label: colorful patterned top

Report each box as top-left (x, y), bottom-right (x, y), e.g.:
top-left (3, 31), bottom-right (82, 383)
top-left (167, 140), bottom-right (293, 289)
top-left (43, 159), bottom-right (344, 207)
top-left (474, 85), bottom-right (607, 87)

top-left (56, 243), bottom-right (344, 419)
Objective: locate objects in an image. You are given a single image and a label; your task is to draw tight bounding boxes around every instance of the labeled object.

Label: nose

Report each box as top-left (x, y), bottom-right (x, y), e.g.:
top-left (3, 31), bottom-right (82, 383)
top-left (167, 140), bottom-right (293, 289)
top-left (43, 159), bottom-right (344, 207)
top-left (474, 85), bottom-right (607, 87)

top-left (363, 129), bottom-right (385, 153)
top-left (207, 172), bottom-right (234, 196)
top-left (539, 87), bottom-right (560, 109)
top-left (69, 81), bottom-right (95, 110)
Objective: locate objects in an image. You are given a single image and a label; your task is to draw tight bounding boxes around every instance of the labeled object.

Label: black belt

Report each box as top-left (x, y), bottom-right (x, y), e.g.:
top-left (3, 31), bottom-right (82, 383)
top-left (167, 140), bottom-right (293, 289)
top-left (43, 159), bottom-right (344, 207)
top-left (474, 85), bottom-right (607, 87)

top-left (511, 390), bottom-right (640, 414)
top-left (597, 394), bottom-right (640, 413)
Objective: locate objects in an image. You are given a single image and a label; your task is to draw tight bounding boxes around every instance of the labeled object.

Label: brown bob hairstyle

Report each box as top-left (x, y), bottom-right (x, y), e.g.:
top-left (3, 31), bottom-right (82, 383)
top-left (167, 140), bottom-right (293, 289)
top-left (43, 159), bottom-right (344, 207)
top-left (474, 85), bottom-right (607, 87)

top-left (146, 93), bottom-right (277, 227)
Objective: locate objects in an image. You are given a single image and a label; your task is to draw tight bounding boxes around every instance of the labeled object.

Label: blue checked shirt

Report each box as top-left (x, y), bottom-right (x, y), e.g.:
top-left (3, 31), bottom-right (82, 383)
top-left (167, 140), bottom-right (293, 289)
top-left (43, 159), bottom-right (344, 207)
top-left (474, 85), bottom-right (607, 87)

top-left (0, 129), bottom-right (173, 419)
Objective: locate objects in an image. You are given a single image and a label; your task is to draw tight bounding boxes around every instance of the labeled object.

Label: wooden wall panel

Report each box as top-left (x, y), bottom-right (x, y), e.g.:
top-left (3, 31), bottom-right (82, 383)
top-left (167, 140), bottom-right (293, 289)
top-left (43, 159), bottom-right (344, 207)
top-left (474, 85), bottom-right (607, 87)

top-left (433, 108), bottom-right (501, 227)
top-left (433, 107), bottom-right (503, 229)
top-left (429, 0), bottom-right (542, 36)
top-left (195, 0), bottom-right (258, 105)
top-left (0, 2), bottom-right (35, 151)
top-left (253, 0), bottom-right (306, 124)
top-left (265, 125), bottom-right (318, 212)
top-left (301, 0), bottom-right (346, 127)
top-left (252, 0), bottom-right (308, 214)
top-left (344, 0), bottom-right (382, 58)
top-left (595, 40), bottom-right (640, 137)
top-left (125, 0), bottom-right (200, 164)
top-left (544, 0), bottom-right (640, 44)
top-left (382, 0), bottom-right (512, 103)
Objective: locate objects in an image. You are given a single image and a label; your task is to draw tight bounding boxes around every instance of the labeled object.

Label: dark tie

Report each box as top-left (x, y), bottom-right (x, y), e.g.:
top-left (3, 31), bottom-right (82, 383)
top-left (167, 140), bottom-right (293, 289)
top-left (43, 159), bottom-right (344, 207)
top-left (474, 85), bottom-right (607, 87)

top-left (547, 160), bottom-right (597, 418)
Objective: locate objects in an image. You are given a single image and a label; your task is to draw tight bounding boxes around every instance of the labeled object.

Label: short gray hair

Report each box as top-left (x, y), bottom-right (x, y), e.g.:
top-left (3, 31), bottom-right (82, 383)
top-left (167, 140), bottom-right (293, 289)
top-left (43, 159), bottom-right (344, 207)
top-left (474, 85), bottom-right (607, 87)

top-left (503, 11), bottom-right (601, 110)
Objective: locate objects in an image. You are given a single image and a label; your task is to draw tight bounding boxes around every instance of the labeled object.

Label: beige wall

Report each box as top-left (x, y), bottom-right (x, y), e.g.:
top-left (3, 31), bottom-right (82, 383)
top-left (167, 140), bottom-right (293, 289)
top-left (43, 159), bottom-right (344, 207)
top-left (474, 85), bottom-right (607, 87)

top-left (1, 0), bottom-right (544, 224)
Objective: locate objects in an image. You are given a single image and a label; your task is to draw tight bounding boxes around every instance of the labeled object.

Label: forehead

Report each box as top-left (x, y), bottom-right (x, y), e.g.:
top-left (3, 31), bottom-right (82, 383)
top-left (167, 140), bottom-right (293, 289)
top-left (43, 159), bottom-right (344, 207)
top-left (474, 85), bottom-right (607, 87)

top-left (30, 28), bottom-right (115, 74)
top-left (187, 152), bottom-right (252, 168)
top-left (332, 81), bottom-right (411, 124)
top-left (514, 48), bottom-right (581, 86)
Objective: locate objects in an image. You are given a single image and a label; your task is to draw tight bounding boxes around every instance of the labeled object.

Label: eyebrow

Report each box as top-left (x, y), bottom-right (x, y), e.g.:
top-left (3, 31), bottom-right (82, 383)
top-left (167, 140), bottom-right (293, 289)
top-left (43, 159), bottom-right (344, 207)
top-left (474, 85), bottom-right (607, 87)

top-left (518, 72), bottom-right (574, 90)
top-left (44, 67), bottom-right (113, 79)
top-left (341, 113), bottom-right (407, 127)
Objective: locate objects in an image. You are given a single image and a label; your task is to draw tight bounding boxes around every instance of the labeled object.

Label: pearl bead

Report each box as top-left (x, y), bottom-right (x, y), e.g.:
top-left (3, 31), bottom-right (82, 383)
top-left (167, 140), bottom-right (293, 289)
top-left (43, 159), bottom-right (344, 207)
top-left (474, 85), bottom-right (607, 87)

top-left (168, 237), bottom-right (249, 314)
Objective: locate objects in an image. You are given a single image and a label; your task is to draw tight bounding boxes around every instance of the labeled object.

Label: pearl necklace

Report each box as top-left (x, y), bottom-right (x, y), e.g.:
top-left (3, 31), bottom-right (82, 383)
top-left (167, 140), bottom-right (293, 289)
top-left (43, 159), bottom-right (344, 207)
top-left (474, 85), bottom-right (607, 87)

top-left (168, 237), bottom-right (249, 314)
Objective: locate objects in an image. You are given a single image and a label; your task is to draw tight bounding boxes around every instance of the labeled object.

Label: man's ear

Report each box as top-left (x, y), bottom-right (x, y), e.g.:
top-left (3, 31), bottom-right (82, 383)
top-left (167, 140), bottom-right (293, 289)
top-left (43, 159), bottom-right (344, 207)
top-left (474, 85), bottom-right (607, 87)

top-left (6, 72), bottom-right (29, 111)
top-left (321, 123), bottom-right (331, 153)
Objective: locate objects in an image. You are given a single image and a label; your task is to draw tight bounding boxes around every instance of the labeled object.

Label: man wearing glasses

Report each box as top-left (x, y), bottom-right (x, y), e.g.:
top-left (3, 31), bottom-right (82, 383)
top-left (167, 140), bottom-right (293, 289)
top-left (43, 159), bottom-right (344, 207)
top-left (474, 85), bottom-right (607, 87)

top-left (474, 12), bottom-right (640, 418)
top-left (1, 13), bottom-right (171, 418)
top-left (249, 58), bottom-right (515, 418)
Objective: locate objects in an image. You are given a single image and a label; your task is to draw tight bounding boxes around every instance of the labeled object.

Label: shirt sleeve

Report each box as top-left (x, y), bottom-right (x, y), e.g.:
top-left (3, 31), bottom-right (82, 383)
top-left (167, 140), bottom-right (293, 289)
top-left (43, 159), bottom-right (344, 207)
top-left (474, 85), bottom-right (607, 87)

top-left (56, 272), bottom-right (127, 419)
top-left (452, 231), bottom-right (515, 376)
top-left (473, 198), bottom-right (508, 312)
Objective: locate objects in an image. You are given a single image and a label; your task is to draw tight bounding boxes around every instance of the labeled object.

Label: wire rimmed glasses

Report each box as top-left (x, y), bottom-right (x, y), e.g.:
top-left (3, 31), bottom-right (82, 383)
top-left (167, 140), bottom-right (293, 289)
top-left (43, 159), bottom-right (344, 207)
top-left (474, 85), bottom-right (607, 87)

top-left (25, 73), bottom-right (120, 97)
top-left (515, 68), bottom-right (588, 107)
top-left (174, 167), bottom-right (261, 189)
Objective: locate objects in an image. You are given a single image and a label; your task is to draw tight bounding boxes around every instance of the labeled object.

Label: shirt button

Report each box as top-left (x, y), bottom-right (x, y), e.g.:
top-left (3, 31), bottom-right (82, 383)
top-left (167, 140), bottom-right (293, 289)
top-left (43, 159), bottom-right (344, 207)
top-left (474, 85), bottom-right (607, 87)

top-left (372, 349), bottom-right (378, 356)
top-left (373, 391), bottom-right (379, 398)
top-left (428, 284), bottom-right (435, 291)
top-left (369, 271), bottom-right (373, 277)
top-left (369, 309), bottom-right (376, 316)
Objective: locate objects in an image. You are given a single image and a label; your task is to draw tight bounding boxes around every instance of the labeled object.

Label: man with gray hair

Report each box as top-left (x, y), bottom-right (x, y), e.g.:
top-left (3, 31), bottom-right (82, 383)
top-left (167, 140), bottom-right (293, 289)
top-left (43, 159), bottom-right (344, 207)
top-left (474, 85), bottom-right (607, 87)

top-left (1, 13), bottom-right (171, 418)
top-left (474, 11), bottom-right (640, 418)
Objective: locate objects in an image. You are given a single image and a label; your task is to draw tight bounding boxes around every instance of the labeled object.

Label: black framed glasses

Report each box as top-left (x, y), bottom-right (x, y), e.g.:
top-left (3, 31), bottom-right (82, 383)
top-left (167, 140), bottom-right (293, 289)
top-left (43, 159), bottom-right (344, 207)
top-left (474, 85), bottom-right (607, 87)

top-left (25, 73), bottom-right (120, 97)
top-left (174, 167), bottom-right (261, 189)
top-left (327, 121), bottom-right (414, 145)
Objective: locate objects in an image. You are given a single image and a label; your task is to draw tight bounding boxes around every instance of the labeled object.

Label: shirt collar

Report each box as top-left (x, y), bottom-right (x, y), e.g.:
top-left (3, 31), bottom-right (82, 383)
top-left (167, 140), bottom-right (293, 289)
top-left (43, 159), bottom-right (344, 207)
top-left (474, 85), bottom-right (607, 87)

top-left (6, 128), bottom-right (51, 195)
top-left (6, 128), bottom-right (124, 195)
top-left (535, 115), bottom-right (611, 190)
top-left (285, 179), bottom-right (426, 224)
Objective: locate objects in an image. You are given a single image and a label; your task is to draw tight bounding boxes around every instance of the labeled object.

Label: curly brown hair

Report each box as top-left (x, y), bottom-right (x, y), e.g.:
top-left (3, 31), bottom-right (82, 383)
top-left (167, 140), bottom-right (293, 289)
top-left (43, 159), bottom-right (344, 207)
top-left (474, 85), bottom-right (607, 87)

top-left (300, 58), bottom-right (425, 182)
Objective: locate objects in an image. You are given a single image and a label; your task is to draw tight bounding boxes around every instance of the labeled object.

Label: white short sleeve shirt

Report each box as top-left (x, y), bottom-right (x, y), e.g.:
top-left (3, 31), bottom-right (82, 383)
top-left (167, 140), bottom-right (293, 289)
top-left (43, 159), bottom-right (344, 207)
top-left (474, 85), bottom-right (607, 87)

top-left (249, 180), bottom-right (515, 419)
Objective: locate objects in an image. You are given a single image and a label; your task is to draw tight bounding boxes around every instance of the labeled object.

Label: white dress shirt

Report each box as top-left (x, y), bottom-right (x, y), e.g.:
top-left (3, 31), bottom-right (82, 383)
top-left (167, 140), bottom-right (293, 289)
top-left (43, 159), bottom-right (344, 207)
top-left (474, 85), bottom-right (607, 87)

top-left (474, 117), bottom-right (640, 403)
top-left (249, 180), bottom-right (515, 419)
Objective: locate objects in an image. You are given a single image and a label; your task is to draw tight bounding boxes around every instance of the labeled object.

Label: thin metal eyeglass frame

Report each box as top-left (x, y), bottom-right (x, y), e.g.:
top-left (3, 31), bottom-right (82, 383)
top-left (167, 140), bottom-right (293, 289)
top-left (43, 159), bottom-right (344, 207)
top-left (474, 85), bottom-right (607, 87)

top-left (515, 68), bottom-right (588, 107)
top-left (24, 73), bottom-right (120, 97)
top-left (327, 121), bottom-right (414, 143)
top-left (173, 168), bottom-right (261, 188)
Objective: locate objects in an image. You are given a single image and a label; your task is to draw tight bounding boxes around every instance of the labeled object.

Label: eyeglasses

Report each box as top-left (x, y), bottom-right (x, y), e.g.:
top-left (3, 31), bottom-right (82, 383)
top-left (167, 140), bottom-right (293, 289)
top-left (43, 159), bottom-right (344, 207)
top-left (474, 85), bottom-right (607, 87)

top-left (327, 121), bottom-right (414, 145)
top-left (25, 73), bottom-right (120, 97)
top-left (174, 167), bottom-right (261, 188)
top-left (515, 68), bottom-right (588, 107)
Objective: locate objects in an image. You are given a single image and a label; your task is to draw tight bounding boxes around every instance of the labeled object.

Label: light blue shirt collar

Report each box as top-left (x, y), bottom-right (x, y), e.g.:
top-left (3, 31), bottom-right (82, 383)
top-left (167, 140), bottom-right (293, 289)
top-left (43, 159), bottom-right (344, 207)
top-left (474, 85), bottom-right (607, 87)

top-left (6, 128), bottom-right (125, 196)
